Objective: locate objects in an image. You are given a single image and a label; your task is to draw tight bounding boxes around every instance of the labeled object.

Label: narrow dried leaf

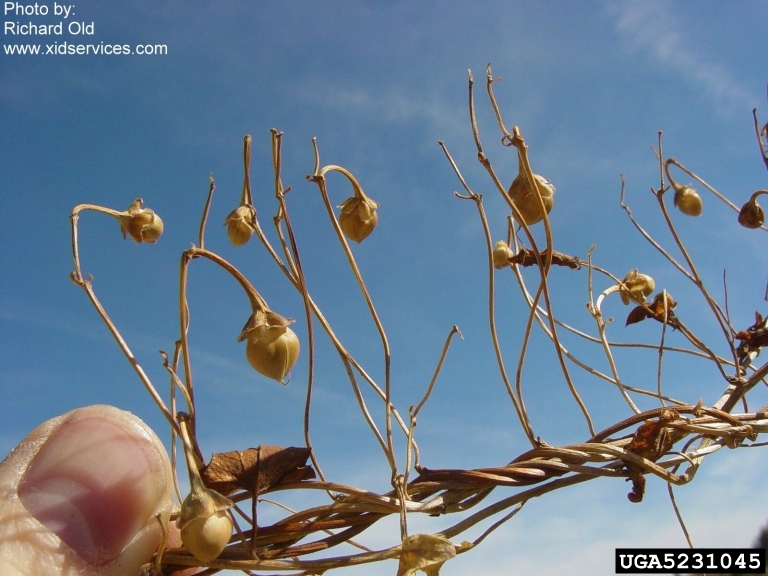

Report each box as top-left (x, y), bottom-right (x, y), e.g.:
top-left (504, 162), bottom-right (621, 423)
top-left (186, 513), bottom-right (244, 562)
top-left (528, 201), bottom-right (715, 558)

top-left (397, 534), bottom-right (456, 576)
top-left (509, 248), bottom-right (581, 269)
top-left (200, 446), bottom-right (315, 495)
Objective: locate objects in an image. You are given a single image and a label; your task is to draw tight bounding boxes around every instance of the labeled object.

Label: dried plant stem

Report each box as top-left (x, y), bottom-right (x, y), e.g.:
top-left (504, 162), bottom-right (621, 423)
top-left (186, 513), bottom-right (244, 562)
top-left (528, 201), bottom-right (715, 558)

top-left (438, 141), bottom-right (535, 445)
top-left (165, 342), bottom-right (185, 504)
top-left (666, 157), bottom-right (740, 213)
top-left (70, 205), bottom-right (180, 436)
top-left (250, 215), bottom-right (414, 445)
top-left (511, 258), bottom-right (688, 405)
top-left (197, 174), bottom-right (216, 249)
top-left (177, 245), bottom-right (273, 461)
top-left (309, 148), bottom-right (396, 476)
top-left (619, 177), bottom-right (732, 381)
top-left (270, 129), bottom-right (326, 483)
top-left (652, 178), bottom-right (737, 369)
top-left (667, 482), bottom-right (695, 548)
top-left (406, 325), bottom-right (463, 481)
top-left (619, 176), bottom-right (693, 282)
top-left (591, 285), bottom-right (641, 413)
top-left (480, 64), bottom-right (594, 436)
top-left (752, 108), bottom-right (768, 172)
top-left (656, 290), bottom-right (671, 407)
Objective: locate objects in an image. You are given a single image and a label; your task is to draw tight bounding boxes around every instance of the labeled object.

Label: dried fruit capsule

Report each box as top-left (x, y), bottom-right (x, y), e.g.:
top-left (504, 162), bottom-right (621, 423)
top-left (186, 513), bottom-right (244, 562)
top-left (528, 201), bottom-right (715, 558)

top-left (177, 483), bottom-right (233, 563)
top-left (223, 204), bottom-right (256, 246)
top-left (619, 269), bottom-right (656, 305)
top-left (492, 240), bottom-right (514, 269)
top-left (738, 195), bottom-right (765, 229)
top-left (338, 194), bottom-right (379, 243)
top-left (508, 161), bottom-right (555, 226)
top-left (118, 198), bottom-right (164, 243)
top-left (672, 184), bottom-right (702, 216)
top-left (238, 310), bottom-right (300, 383)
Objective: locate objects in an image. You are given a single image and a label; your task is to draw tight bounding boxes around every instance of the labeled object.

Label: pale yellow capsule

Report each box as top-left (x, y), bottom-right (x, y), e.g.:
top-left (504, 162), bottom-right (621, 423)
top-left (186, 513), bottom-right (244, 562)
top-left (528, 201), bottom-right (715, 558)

top-left (492, 240), bottom-right (514, 269)
top-left (619, 269), bottom-right (656, 305)
top-left (238, 310), bottom-right (300, 384)
top-left (673, 185), bottom-right (702, 216)
top-left (338, 195), bottom-right (379, 243)
top-left (508, 169), bottom-right (555, 226)
top-left (118, 198), bottom-right (164, 244)
top-left (177, 484), bottom-right (233, 563)
top-left (223, 204), bottom-right (256, 246)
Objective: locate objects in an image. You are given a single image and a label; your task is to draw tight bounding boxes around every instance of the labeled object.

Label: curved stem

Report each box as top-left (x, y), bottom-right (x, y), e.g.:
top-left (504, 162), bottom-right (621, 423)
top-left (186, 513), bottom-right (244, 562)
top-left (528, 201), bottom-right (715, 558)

top-left (309, 145), bottom-right (396, 476)
top-left (69, 204), bottom-right (180, 436)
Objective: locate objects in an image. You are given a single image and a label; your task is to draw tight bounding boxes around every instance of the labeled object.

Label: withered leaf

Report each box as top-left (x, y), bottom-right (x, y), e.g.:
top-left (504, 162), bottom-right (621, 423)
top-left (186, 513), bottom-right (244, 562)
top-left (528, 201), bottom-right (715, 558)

top-left (625, 305), bottom-right (649, 326)
top-left (625, 410), bottom-right (679, 461)
top-left (508, 248), bottom-right (581, 270)
top-left (200, 445), bottom-right (315, 496)
top-left (626, 292), bottom-right (679, 328)
top-left (622, 409), bottom-right (681, 503)
top-left (736, 310), bottom-right (768, 365)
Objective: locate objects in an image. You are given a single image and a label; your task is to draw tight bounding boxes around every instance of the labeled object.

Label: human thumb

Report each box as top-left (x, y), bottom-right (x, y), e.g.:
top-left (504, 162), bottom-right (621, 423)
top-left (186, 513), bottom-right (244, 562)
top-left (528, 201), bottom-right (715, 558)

top-left (0, 405), bottom-right (176, 576)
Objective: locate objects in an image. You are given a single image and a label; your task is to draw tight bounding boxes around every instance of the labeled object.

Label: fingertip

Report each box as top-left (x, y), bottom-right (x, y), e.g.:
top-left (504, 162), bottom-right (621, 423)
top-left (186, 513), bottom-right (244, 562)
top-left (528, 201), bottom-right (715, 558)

top-left (0, 405), bottom-right (175, 576)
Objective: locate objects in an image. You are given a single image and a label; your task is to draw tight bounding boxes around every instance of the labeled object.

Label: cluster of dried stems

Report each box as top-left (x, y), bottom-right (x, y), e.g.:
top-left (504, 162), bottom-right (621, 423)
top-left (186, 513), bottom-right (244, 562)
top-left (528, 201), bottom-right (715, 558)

top-left (67, 64), bottom-right (768, 575)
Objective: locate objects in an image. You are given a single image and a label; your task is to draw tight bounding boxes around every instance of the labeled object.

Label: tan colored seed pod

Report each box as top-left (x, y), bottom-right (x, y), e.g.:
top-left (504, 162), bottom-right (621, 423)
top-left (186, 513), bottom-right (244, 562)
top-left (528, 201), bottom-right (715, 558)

top-left (118, 198), bottom-right (164, 243)
top-left (738, 195), bottom-right (765, 229)
top-left (619, 269), bottom-right (656, 305)
top-left (238, 310), bottom-right (300, 383)
top-left (223, 204), bottom-right (256, 246)
top-left (492, 240), bottom-right (514, 269)
top-left (508, 160), bottom-right (555, 226)
top-left (177, 483), bottom-right (234, 563)
top-left (397, 533), bottom-right (457, 576)
top-left (338, 194), bottom-right (379, 243)
top-left (672, 184), bottom-right (702, 216)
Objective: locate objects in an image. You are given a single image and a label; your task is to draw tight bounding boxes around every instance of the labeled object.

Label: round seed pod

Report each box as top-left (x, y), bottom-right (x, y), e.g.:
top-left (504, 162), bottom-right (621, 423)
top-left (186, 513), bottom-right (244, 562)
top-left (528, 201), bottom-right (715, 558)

top-left (673, 185), bottom-right (702, 216)
top-left (338, 195), bottom-right (379, 243)
top-left (238, 310), bottom-right (300, 384)
top-left (619, 269), bottom-right (656, 305)
top-left (738, 196), bottom-right (765, 229)
top-left (245, 324), bottom-right (300, 383)
top-left (177, 486), bottom-right (233, 563)
top-left (492, 240), bottom-right (514, 269)
top-left (223, 205), bottom-right (256, 246)
top-left (508, 172), bottom-right (555, 226)
top-left (119, 198), bottom-right (164, 244)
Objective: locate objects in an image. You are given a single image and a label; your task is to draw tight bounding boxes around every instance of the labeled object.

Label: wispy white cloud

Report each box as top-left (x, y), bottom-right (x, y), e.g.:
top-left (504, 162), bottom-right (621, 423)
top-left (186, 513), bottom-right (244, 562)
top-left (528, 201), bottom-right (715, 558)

top-left (294, 81), bottom-right (467, 144)
top-left (605, 2), bottom-right (759, 114)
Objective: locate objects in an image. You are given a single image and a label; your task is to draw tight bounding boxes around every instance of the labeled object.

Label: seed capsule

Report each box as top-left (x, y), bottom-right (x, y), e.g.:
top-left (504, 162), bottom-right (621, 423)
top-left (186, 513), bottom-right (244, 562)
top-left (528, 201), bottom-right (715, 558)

top-left (619, 269), bottom-right (656, 305)
top-left (119, 198), bottom-right (164, 243)
top-left (492, 240), bottom-right (514, 269)
top-left (223, 205), bottom-right (256, 246)
top-left (738, 196), bottom-right (765, 229)
top-left (672, 184), bottom-right (702, 216)
top-left (338, 194), bottom-right (379, 243)
top-left (508, 163), bottom-right (555, 226)
top-left (177, 484), bottom-right (233, 563)
top-left (238, 310), bottom-right (300, 384)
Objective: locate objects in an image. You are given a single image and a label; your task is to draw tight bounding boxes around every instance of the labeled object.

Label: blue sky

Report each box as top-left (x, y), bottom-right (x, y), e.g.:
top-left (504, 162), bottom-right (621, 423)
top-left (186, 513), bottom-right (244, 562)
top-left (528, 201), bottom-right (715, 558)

top-left (2, 1), bottom-right (768, 574)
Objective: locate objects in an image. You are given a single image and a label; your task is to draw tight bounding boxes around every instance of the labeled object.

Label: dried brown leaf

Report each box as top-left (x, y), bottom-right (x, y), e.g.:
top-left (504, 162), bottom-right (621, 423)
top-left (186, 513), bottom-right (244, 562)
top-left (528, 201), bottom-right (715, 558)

top-left (625, 292), bottom-right (679, 328)
top-left (508, 248), bottom-right (581, 269)
top-left (625, 305), bottom-right (649, 326)
top-left (622, 409), bottom-right (681, 503)
top-left (199, 445), bottom-right (315, 496)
